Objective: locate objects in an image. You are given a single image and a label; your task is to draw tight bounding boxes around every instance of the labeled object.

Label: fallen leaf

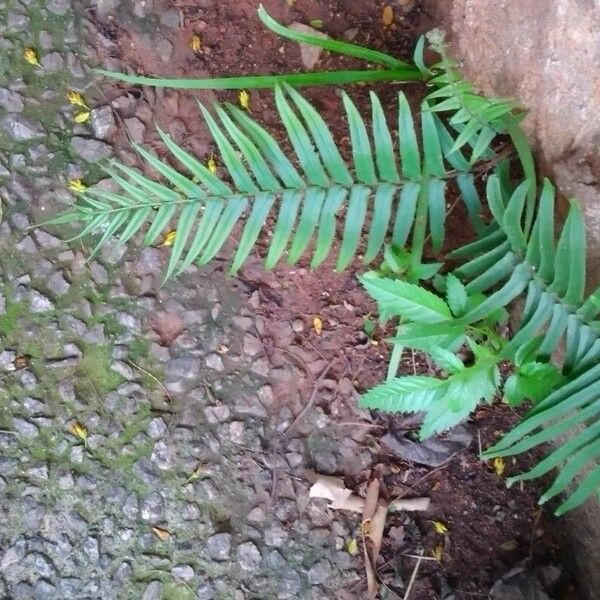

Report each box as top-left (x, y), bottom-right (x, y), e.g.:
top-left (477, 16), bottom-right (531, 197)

top-left (151, 525), bottom-right (171, 540)
top-left (74, 111), bottom-right (90, 123)
top-left (346, 538), bottom-right (359, 555)
top-left (309, 18), bottom-right (324, 28)
top-left (432, 520), bottom-right (449, 534)
top-left (388, 525), bottom-right (405, 546)
top-left (13, 355), bottom-right (30, 369)
top-left (190, 34), bottom-right (202, 53)
top-left (207, 155), bottom-right (218, 174)
top-left (431, 542), bottom-right (444, 561)
top-left (159, 230), bottom-right (177, 247)
top-left (185, 464), bottom-right (204, 483)
top-left (239, 89), bottom-right (250, 110)
top-left (500, 539), bottom-right (519, 551)
top-left (309, 474), bottom-right (364, 512)
top-left (67, 90), bottom-right (89, 109)
top-left (313, 316), bottom-right (323, 335)
top-left (23, 47), bottom-right (41, 67)
top-left (382, 5), bottom-right (394, 26)
top-left (493, 456), bottom-right (506, 476)
top-left (68, 178), bottom-right (87, 193)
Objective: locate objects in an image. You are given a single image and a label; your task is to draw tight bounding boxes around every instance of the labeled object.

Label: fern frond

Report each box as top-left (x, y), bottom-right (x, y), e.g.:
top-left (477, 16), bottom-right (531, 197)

top-left (63, 86), bottom-right (484, 281)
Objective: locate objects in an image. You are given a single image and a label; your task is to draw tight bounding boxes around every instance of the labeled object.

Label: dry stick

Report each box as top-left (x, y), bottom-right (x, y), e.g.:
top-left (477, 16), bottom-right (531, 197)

top-left (127, 359), bottom-right (173, 405)
top-left (280, 359), bottom-right (335, 437)
top-left (529, 507), bottom-right (543, 561)
top-left (403, 549), bottom-right (424, 600)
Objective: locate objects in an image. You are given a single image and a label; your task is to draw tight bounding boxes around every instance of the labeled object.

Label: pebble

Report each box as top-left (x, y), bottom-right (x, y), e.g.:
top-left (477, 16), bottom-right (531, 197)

top-left (90, 106), bottom-right (116, 139)
top-left (206, 533), bottom-right (231, 560)
top-left (1, 115), bottom-right (44, 141)
top-left (124, 117), bottom-right (146, 143)
top-left (0, 88), bottom-right (24, 112)
top-left (40, 52), bottom-right (64, 71)
top-left (237, 542), bottom-right (262, 573)
top-left (30, 290), bottom-right (54, 313)
top-left (71, 136), bottom-right (112, 162)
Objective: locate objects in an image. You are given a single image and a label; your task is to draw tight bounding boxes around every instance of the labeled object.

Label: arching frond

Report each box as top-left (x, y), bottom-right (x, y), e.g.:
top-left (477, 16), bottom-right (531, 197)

top-left (56, 85), bottom-right (484, 282)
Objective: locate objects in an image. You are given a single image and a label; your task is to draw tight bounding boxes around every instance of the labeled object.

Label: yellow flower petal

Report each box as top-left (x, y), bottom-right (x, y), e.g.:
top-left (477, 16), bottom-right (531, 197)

top-left (207, 156), bottom-right (217, 174)
top-left (23, 48), bottom-right (41, 67)
top-left (68, 179), bottom-right (87, 193)
top-left (151, 526), bottom-right (171, 540)
top-left (67, 90), bottom-right (89, 109)
top-left (313, 316), bottom-right (323, 335)
top-left (190, 34), bottom-right (202, 53)
top-left (238, 89), bottom-right (250, 110)
top-left (69, 421), bottom-right (88, 441)
top-left (432, 520), bottom-right (448, 535)
top-left (493, 456), bottom-right (506, 476)
top-left (74, 111), bottom-right (90, 123)
top-left (159, 230), bottom-right (177, 247)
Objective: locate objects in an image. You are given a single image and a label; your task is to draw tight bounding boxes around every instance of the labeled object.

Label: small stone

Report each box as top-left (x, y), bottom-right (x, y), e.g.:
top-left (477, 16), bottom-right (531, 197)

top-left (1, 114), bottom-right (44, 141)
top-left (23, 553), bottom-right (55, 578)
top-left (147, 418), bottom-right (167, 439)
top-left (167, 357), bottom-right (201, 379)
top-left (136, 248), bottom-right (163, 275)
top-left (203, 405), bottom-right (230, 424)
top-left (13, 417), bottom-right (38, 438)
top-left (160, 9), bottom-right (181, 27)
top-left (308, 559), bottom-right (332, 585)
top-left (247, 507), bottom-right (266, 523)
top-left (58, 472), bottom-right (75, 489)
top-left (1, 540), bottom-right (26, 569)
top-left (151, 440), bottom-right (175, 470)
top-left (291, 318), bottom-right (305, 332)
top-left (288, 23), bottom-right (330, 69)
top-left (171, 564), bottom-right (195, 581)
top-left (197, 582), bottom-right (216, 600)
top-left (71, 137), bottom-right (112, 162)
top-left (40, 52), bottom-right (64, 71)
top-left (0, 350), bottom-right (16, 371)
top-left (83, 537), bottom-right (100, 561)
top-left (243, 335), bottom-right (262, 357)
top-left (251, 358), bottom-right (269, 377)
top-left (34, 229), bottom-right (61, 248)
top-left (141, 581), bottom-right (162, 600)
top-left (0, 88), bottom-right (24, 112)
top-left (47, 270), bottom-right (70, 296)
top-left (264, 524), bottom-right (288, 548)
top-left (123, 493), bottom-right (139, 520)
top-left (237, 542), bottom-right (261, 573)
top-left (156, 38), bottom-right (173, 62)
top-left (90, 106), bottom-right (116, 139)
top-left (90, 262), bottom-right (109, 284)
top-left (7, 13), bottom-right (29, 32)
top-left (141, 492), bottom-right (164, 521)
top-left (124, 117), bottom-right (146, 143)
top-left (16, 235), bottom-right (37, 254)
top-left (30, 290), bottom-right (53, 313)
top-left (70, 446), bottom-right (84, 463)
top-left (206, 533), bottom-right (231, 561)
top-left (47, 0), bottom-right (70, 15)
top-left (206, 353), bottom-right (224, 372)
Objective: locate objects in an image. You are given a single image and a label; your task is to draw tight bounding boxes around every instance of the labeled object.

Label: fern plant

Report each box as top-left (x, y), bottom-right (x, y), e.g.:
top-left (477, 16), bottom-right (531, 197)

top-left (362, 174), bottom-right (600, 515)
top-left (45, 7), bottom-right (600, 513)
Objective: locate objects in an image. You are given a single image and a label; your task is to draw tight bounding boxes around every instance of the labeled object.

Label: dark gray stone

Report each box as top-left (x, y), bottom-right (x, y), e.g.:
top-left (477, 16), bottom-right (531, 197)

top-left (70, 137), bottom-right (111, 162)
top-left (0, 88), bottom-right (24, 112)
top-left (1, 115), bottom-right (44, 141)
top-left (206, 533), bottom-right (231, 561)
top-left (90, 106), bottom-right (116, 139)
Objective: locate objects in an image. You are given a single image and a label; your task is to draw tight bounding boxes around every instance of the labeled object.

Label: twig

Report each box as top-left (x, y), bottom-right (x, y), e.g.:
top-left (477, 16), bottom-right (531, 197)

top-left (529, 507), bottom-right (543, 561)
top-left (280, 359), bottom-right (335, 437)
top-left (403, 550), bottom-right (424, 600)
top-left (127, 359), bottom-right (173, 405)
